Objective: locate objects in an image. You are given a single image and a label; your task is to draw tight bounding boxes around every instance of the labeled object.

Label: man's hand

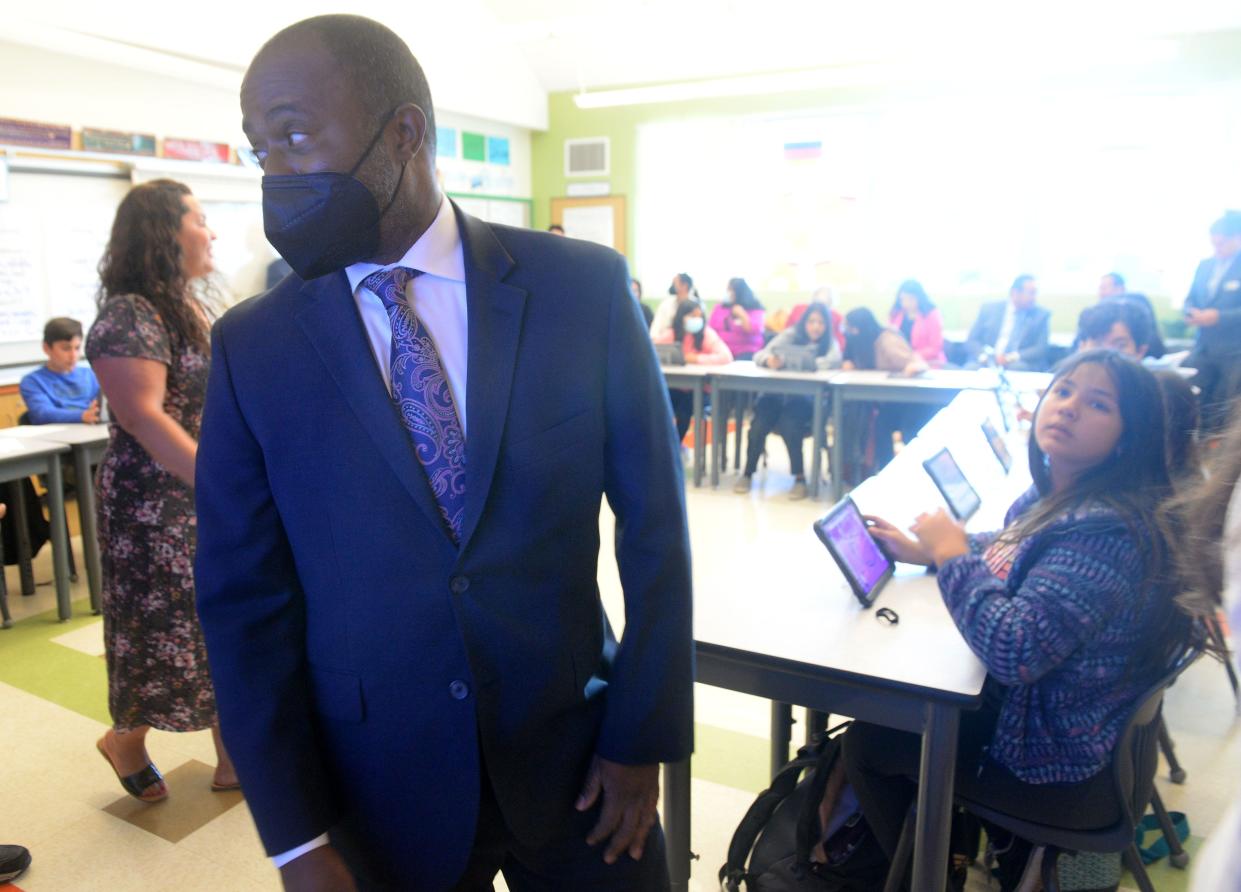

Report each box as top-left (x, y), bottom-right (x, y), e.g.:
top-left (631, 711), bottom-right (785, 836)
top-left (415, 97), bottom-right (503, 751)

top-left (766, 355), bottom-right (785, 370)
top-left (280, 845), bottom-right (357, 892)
top-left (1186, 307), bottom-right (1221, 328)
top-left (576, 755), bottom-right (660, 864)
top-left (81, 400), bottom-right (101, 424)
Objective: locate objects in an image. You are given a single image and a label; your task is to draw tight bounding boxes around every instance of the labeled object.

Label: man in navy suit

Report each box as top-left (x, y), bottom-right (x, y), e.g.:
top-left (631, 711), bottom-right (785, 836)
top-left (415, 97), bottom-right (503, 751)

top-left (194, 15), bottom-right (693, 891)
top-left (963, 274), bottom-right (1051, 371)
top-left (1185, 211), bottom-right (1241, 433)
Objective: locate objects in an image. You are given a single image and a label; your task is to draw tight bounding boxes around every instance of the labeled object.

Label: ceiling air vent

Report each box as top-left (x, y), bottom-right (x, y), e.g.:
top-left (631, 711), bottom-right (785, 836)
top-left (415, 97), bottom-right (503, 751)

top-left (565, 137), bottom-right (610, 177)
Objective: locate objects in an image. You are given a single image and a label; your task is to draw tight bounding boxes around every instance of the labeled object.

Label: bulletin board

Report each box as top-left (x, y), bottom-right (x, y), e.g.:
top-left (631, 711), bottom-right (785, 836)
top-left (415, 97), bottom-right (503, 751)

top-left (550, 195), bottom-right (626, 256)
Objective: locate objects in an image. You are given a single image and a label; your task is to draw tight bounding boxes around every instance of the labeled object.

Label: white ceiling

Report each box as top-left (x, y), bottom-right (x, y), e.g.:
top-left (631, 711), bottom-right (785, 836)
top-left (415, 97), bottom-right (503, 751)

top-left (9, 0), bottom-right (1241, 128)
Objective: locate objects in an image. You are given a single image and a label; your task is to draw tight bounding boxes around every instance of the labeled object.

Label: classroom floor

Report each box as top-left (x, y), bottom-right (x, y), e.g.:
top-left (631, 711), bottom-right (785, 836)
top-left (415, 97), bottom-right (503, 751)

top-left (0, 462), bottom-right (1236, 891)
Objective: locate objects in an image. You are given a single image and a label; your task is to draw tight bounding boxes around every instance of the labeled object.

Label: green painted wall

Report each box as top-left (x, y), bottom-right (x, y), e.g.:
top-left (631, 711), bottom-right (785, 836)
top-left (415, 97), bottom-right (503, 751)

top-left (531, 29), bottom-right (1241, 336)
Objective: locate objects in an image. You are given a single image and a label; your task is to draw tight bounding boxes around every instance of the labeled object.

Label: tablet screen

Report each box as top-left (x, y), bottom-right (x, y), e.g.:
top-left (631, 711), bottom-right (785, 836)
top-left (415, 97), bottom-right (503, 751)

top-left (813, 498), bottom-right (893, 606)
top-left (980, 419), bottom-right (1012, 472)
top-left (922, 448), bottom-right (982, 521)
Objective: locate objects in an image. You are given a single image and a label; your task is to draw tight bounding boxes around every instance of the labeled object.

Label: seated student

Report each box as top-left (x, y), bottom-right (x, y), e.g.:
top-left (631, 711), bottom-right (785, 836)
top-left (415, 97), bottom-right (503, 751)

top-left (841, 307), bottom-right (928, 476)
top-left (650, 272), bottom-right (699, 339)
top-left (846, 350), bottom-right (1196, 883)
top-left (888, 279), bottom-right (946, 366)
top-left (1098, 271), bottom-right (1127, 300)
top-left (709, 277), bottom-right (765, 360)
top-left (734, 301), bottom-right (840, 499)
top-left (20, 317), bottom-right (101, 424)
top-left (1103, 291), bottom-right (1166, 359)
top-left (630, 277), bottom-right (654, 327)
top-left (773, 286), bottom-right (846, 353)
top-left (653, 300), bottom-right (732, 440)
top-left (1074, 298), bottom-right (1154, 358)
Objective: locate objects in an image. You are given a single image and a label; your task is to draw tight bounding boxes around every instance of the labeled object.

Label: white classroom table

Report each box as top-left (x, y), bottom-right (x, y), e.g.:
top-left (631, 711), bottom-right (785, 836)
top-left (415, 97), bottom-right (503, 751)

top-left (0, 436), bottom-right (73, 624)
top-left (664, 390), bottom-right (1033, 892)
top-left (707, 361), bottom-right (840, 497)
top-left (0, 423), bottom-right (110, 613)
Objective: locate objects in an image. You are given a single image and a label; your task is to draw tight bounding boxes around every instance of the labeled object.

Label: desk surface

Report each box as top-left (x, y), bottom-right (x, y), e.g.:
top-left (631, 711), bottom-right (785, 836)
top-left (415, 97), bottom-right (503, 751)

top-left (0, 436), bottom-right (69, 460)
top-left (659, 364), bottom-right (714, 379)
top-left (695, 530), bottom-right (987, 702)
top-left (832, 368), bottom-right (1004, 391)
top-left (0, 423), bottom-right (110, 446)
top-left (709, 360), bottom-right (839, 385)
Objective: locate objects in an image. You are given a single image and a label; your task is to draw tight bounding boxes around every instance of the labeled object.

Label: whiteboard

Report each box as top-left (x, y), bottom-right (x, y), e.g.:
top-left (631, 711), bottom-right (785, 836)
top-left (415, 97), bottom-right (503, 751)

top-left (0, 168), bottom-right (271, 366)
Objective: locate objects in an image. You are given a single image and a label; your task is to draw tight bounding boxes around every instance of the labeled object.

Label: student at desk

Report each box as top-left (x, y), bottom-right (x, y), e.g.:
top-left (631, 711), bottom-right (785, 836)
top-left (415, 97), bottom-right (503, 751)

top-left (843, 350), bottom-right (1196, 882)
top-left (20, 317), bottom-right (101, 424)
top-left (653, 300), bottom-right (732, 440)
top-left (840, 307), bottom-right (927, 478)
top-left (734, 301), bottom-right (838, 499)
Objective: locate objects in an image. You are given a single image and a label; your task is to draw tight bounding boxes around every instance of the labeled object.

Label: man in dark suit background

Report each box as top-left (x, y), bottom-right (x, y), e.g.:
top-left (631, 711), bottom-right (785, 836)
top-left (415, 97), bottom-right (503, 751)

top-left (963, 274), bottom-right (1051, 371)
top-left (1185, 211), bottom-right (1241, 433)
top-left (194, 15), bottom-right (693, 891)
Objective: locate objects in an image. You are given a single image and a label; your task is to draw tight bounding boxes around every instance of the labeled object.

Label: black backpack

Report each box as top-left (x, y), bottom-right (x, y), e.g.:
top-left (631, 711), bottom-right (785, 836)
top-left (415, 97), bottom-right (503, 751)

top-left (719, 723), bottom-right (889, 892)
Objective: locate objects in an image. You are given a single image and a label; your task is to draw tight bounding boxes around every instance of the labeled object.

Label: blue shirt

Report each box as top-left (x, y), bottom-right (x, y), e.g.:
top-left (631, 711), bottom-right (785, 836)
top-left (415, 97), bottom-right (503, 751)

top-left (19, 365), bottom-right (100, 424)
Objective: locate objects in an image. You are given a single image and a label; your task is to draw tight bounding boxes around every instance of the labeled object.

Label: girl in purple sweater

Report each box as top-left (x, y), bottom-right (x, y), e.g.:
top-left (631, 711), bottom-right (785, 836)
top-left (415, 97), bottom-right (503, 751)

top-left (844, 349), bottom-right (1196, 873)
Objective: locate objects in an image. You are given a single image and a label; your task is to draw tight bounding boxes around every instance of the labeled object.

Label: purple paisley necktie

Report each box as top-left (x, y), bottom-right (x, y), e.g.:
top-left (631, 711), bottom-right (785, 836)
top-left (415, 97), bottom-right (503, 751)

top-left (362, 267), bottom-right (466, 544)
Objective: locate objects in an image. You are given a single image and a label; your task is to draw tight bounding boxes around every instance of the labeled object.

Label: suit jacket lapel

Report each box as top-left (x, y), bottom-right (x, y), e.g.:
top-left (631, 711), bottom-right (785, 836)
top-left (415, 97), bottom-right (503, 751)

top-left (454, 204), bottom-right (527, 550)
top-left (294, 273), bottom-right (452, 542)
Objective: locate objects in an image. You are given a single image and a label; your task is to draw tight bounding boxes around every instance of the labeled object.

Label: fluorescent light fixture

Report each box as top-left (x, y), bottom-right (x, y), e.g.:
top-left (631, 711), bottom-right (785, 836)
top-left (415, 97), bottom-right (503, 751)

top-left (572, 38), bottom-right (1180, 109)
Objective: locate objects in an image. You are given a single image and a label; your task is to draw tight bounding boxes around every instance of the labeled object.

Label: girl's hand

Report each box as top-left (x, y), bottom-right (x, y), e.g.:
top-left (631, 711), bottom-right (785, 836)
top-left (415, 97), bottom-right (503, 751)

top-left (841, 360), bottom-right (856, 371)
top-left (903, 359), bottom-right (927, 377)
top-left (864, 515), bottom-right (933, 565)
top-left (910, 509), bottom-right (969, 565)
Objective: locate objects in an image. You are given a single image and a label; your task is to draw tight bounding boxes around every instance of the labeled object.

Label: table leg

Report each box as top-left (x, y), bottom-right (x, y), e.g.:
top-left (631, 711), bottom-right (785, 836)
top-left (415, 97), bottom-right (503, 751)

top-left (810, 389), bottom-right (826, 499)
top-left (45, 457), bottom-right (72, 621)
top-left (692, 382), bottom-right (705, 487)
top-left (831, 390), bottom-right (845, 501)
top-left (663, 759), bottom-right (692, 892)
top-left (711, 389), bottom-right (725, 488)
top-left (911, 703), bottom-right (960, 892)
top-left (0, 523), bottom-right (9, 629)
top-left (9, 480), bottom-right (35, 596)
top-left (805, 709), bottom-right (830, 745)
top-left (770, 701), bottom-right (793, 778)
top-left (73, 447), bottom-right (102, 614)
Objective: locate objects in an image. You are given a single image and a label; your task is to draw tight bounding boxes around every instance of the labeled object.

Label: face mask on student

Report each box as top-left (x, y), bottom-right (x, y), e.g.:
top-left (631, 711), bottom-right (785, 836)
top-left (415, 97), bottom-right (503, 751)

top-left (684, 317), bottom-right (705, 334)
top-left (261, 111), bottom-right (408, 280)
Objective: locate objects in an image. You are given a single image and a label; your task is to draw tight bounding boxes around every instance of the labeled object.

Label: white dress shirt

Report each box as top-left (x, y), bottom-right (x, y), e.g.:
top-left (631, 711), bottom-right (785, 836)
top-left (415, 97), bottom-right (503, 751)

top-left (346, 195), bottom-right (469, 435)
top-left (271, 196), bottom-right (468, 870)
top-left (995, 300), bottom-right (1017, 355)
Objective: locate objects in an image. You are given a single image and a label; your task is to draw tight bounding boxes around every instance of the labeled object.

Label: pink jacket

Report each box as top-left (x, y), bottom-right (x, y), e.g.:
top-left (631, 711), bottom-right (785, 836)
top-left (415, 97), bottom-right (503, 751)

top-left (708, 304), bottom-right (765, 357)
top-left (653, 325), bottom-right (734, 365)
top-left (889, 307), bottom-right (946, 366)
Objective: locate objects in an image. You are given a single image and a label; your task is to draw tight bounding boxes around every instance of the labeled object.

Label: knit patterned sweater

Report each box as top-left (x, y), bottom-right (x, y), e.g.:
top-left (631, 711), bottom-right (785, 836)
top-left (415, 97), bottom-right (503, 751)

top-left (938, 486), bottom-right (1166, 784)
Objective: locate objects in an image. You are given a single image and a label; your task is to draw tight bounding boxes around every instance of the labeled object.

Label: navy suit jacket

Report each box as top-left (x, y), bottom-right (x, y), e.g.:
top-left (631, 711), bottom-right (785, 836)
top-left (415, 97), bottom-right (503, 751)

top-left (1186, 253), bottom-right (1241, 360)
top-left (964, 300), bottom-right (1051, 371)
top-left (194, 205), bottom-right (695, 889)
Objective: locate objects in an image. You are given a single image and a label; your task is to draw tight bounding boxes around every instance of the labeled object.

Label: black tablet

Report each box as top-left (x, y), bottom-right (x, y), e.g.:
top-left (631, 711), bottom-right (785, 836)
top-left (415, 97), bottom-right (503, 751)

top-left (980, 418), bottom-right (1013, 473)
top-left (813, 497), bottom-right (895, 607)
top-left (922, 448), bottom-right (982, 521)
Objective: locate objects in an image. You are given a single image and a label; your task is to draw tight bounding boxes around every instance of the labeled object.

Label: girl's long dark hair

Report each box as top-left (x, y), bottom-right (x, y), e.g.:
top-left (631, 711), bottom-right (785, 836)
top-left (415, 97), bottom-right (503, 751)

top-left (843, 307), bottom-right (882, 369)
top-left (672, 299), bottom-right (706, 351)
top-left (891, 279), bottom-right (935, 316)
top-left (97, 179), bottom-right (211, 351)
top-left (727, 277), bottom-right (763, 311)
top-left (1012, 349), bottom-right (1194, 671)
top-left (793, 301), bottom-right (833, 356)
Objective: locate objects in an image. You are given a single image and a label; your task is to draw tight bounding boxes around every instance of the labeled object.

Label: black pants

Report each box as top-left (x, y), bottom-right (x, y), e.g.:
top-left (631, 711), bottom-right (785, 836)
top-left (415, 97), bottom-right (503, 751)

top-left (743, 394), bottom-right (813, 477)
top-left (449, 767), bottom-right (670, 892)
top-left (841, 696), bottom-right (1120, 861)
top-left (1191, 355), bottom-right (1241, 434)
top-left (667, 389), bottom-right (694, 442)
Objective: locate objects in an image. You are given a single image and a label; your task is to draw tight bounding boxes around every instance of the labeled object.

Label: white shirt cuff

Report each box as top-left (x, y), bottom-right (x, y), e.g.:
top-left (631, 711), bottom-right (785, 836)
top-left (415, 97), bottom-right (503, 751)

top-left (271, 833), bottom-right (330, 868)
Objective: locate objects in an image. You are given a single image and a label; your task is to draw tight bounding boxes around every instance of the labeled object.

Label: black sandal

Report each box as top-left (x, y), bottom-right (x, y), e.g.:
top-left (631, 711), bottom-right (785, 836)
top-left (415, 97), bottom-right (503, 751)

top-left (97, 738), bottom-right (168, 802)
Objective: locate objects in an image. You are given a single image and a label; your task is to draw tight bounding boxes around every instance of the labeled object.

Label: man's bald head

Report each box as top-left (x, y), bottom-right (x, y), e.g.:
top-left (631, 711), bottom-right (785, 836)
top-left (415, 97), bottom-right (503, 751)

top-left (253, 15), bottom-right (436, 152)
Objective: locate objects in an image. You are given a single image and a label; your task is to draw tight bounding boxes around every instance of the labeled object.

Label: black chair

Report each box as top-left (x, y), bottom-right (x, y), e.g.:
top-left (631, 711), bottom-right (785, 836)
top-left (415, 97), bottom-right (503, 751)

top-left (884, 648), bottom-right (1201, 892)
top-left (17, 412), bottom-right (77, 582)
top-left (0, 505), bottom-right (10, 629)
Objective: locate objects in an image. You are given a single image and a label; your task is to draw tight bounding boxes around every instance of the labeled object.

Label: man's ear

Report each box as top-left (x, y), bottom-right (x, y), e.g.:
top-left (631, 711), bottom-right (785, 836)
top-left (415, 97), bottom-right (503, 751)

top-left (391, 104), bottom-right (428, 163)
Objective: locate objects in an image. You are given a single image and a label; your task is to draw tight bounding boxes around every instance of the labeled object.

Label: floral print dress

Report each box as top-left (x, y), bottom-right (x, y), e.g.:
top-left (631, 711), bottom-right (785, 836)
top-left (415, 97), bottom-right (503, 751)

top-left (85, 294), bottom-right (215, 732)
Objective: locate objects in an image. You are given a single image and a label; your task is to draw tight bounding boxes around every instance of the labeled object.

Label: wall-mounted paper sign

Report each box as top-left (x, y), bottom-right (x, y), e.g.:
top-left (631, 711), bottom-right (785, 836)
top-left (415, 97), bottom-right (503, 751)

top-left (163, 138), bottom-right (230, 163)
top-left (81, 128), bottom-right (156, 155)
top-left (0, 117), bottom-right (71, 149)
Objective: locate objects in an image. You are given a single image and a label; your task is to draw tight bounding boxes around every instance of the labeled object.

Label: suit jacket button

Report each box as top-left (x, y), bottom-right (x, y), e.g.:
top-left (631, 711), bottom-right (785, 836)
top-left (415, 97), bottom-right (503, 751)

top-left (449, 680), bottom-right (470, 700)
top-left (450, 576), bottom-right (470, 594)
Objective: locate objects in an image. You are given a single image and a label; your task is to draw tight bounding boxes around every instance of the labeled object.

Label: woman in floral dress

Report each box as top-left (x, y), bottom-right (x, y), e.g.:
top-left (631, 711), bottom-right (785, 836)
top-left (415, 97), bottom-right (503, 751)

top-left (86, 179), bottom-right (236, 801)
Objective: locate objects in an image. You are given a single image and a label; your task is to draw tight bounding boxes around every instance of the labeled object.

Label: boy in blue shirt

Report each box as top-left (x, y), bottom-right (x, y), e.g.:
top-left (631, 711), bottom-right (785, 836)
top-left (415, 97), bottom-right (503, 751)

top-left (20, 318), bottom-right (101, 425)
